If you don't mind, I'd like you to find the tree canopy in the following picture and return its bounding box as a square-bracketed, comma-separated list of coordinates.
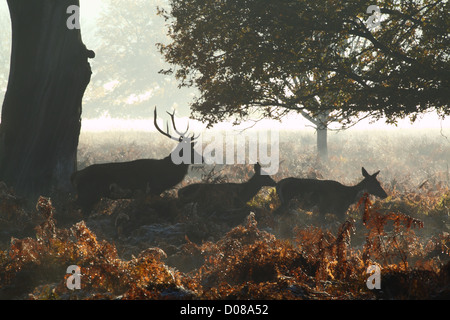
[158, 0, 449, 128]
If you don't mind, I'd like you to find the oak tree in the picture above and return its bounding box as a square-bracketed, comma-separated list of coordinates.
[158, 0, 449, 158]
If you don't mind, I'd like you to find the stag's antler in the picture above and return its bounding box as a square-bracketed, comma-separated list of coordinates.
[154, 107, 197, 142]
[167, 110, 189, 137]
[154, 107, 180, 142]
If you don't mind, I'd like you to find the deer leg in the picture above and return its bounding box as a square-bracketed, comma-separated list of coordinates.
[273, 199, 290, 215]
[316, 204, 327, 221]
[335, 207, 349, 222]
[273, 185, 292, 215]
[76, 181, 108, 214]
[76, 189, 99, 214]
[273, 206, 283, 215]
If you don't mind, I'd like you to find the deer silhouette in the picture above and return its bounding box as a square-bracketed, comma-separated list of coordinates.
[71, 107, 202, 213]
[178, 163, 276, 209]
[275, 167, 388, 220]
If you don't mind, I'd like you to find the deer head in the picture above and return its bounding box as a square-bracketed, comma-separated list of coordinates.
[361, 167, 388, 199]
[252, 162, 277, 187]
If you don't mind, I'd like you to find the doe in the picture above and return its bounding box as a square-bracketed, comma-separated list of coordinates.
[178, 163, 276, 209]
[275, 167, 388, 220]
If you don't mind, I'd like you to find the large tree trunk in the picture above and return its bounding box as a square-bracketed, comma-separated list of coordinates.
[0, 0, 94, 199]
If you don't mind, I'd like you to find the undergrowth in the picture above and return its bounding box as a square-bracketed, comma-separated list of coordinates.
[0, 130, 449, 299]
[0, 189, 449, 299]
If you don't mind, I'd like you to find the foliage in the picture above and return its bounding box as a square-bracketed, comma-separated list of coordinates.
[0, 196, 188, 299]
[158, 0, 449, 127]
[0, 190, 449, 300]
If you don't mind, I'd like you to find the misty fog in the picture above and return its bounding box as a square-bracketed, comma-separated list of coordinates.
[0, 0, 449, 302]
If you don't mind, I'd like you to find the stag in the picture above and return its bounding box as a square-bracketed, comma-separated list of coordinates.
[275, 167, 388, 220]
[178, 163, 276, 210]
[71, 107, 201, 212]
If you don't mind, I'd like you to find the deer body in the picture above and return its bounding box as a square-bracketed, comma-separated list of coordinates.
[276, 167, 387, 220]
[71, 108, 200, 212]
[178, 163, 276, 209]
[72, 157, 190, 208]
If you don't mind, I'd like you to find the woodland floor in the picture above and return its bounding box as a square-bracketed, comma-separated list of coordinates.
[0, 129, 449, 300]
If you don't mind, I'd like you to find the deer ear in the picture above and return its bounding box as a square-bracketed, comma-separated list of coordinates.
[254, 162, 261, 174]
[362, 167, 369, 178]
[372, 170, 380, 178]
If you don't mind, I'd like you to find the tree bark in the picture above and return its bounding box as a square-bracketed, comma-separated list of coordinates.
[0, 0, 93, 199]
[300, 110, 329, 161]
[317, 125, 328, 161]
[316, 111, 328, 161]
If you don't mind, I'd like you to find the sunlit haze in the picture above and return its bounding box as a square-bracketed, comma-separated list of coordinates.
[81, 112, 450, 132]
